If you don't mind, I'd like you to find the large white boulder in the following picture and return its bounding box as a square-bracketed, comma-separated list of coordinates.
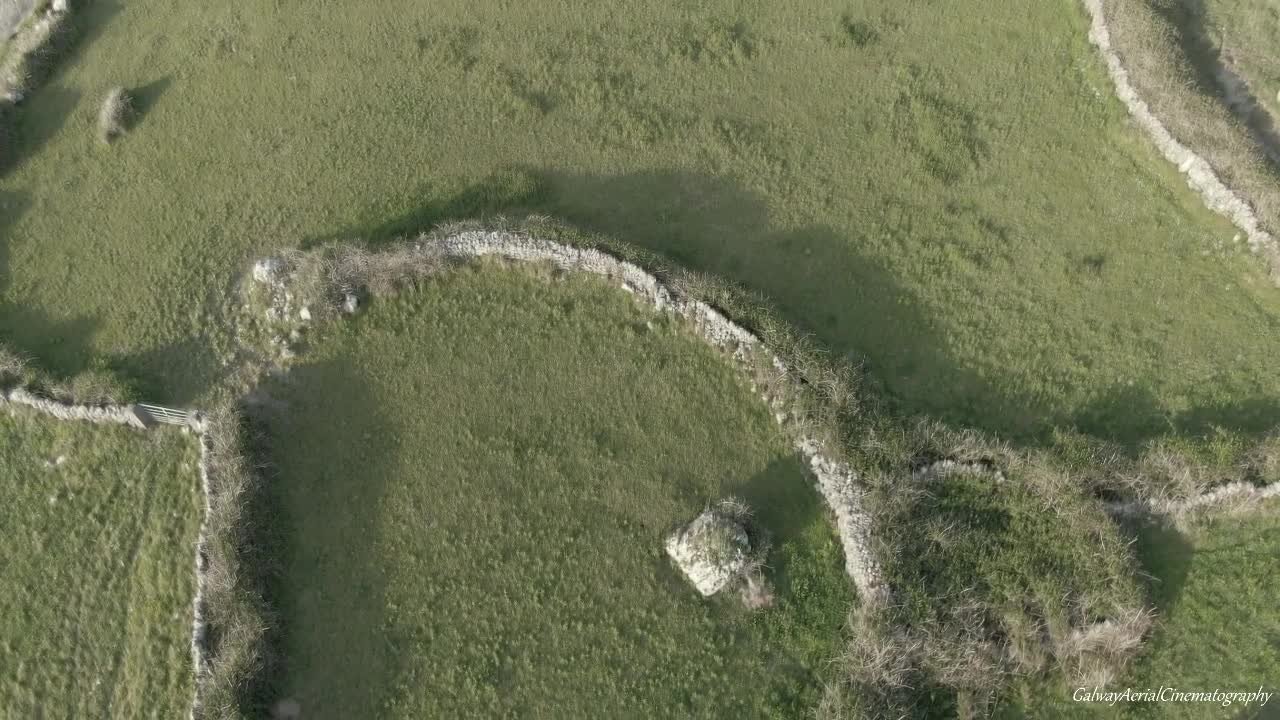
[665, 509, 750, 596]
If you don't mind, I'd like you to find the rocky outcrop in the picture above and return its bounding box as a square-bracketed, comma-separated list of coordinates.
[666, 510, 751, 596]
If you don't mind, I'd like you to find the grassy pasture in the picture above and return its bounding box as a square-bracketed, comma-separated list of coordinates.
[3, 1, 1280, 717]
[252, 266, 853, 718]
[0, 0, 1279, 444]
[0, 405, 200, 719]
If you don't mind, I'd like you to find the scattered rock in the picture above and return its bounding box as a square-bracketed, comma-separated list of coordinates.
[252, 258, 286, 285]
[665, 509, 750, 596]
[342, 292, 360, 314]
[299, 306, 311, 321]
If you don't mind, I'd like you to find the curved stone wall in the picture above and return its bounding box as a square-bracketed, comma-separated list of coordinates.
[434, 231, 890, 604]
[1081, 0, 1280, 282]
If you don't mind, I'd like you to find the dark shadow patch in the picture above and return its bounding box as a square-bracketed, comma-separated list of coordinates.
[732, 454, 824, 547]
[838, 15, 880, 48]
[1073, 382, 1280, 450]
[108, 332, 224, 407]
[0, 85, 80, 175]
[314, 166, 1280, 447]
[1124, 518, 1195, 612]
[0, 188, 105, 379]
[244, 357, 399, 717]
[1072, 383, 1174, 447]
[128, 75, 172, 127]
[303, 168, 551, 249]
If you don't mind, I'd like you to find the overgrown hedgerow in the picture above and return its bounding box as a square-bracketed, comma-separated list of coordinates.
[192, 406, 276, 720]
[811, 422, 1151, 718]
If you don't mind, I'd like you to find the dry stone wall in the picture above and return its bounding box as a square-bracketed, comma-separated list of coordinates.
[0, 387, 147, 427]
[7, 227, 1280, 719]
[1081, 0, 1280, 282]
[1105, 479, 1280, 521]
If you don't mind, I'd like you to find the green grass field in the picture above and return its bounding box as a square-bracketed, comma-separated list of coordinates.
[2, 0, 1279, 445]
[999, 510, 1280, 718]
[0, 406, 200, 719]
[253, 266, 853, 718]
[5, 1, 1280, 717]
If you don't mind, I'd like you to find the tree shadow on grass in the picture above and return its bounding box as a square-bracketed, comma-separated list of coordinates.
[310, 167, 1003, 431]
[0, 188, 105, 377]
[108, 333, 223, 406]
[318, 167, 1280, 448]
[1072, 381, 1280, 451]
[0, 0, 122, 177]
[0, 85, 81, 175]
[128, 75, 172, 129]
[0, 1, 127, 382]
[244, 355, 400, 719]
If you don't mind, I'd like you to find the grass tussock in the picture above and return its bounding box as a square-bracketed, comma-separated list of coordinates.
[96, 86, 132, 144]
[0, 344, 30, 384]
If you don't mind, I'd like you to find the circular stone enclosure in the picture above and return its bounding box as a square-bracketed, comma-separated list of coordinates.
[256, 264, 855, 718]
